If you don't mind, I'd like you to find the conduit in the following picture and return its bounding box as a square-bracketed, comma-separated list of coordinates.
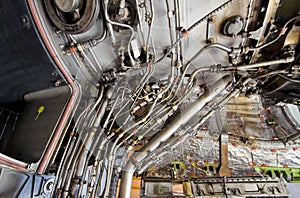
[119, 75, 231, 198]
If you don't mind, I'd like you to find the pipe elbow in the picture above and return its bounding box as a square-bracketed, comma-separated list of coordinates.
[119, 158, 136, 198]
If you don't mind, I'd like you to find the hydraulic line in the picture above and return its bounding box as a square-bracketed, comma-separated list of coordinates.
[186, 53, 295, 85]
[75, 87, 114, 175]
[248, 15, 300, 51]
[68, 35, 102, 77]
[119, 75, 231, 198]
[225, 55, 295, 70]
[135, 0, 146, 45]
[54, 97, 99, 195]
[103, 0, 136, 67]
[146, 0, 155, 63]
[103, 66, 181, 196]
[103, 93, 170, 197]
[240, 0, 254, 47]
[165, 0, 176, 63]
[63, 87, 113, 197]
[174, 0, 182, 63]
[62, 132, 89, 198]
[169, 43, 232, 101]
[77, 94, 121, 196]
[153, 0, 236, 64]
[191, 79, 249, 131]
[109, 150, 130, 198]
[161, 66, 181, 102]
[57, 94, 103, 195]
[128, 65, 155, 111]
[137, 78, 248, 175]
[137, 133, 190, 174]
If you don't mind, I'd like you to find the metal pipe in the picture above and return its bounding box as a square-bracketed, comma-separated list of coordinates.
[169, 43, 232, 101]
[193, 77, 251, 131]
[188, 54, 295, 83]
[92, 86, 114, 128]
[138, 80, 240, 174]
[174, 0, 182, 63]
[146, 0, 155, 63]
[226, 55, 295, 70]
[137, 133, 190, 174]
[248, 15, 300, 51]
[77, 94, 121, 196]
[104, 0, 136, 66]
[0, 154, 27, 171]
[68, 86, 113, 196]
[184, 43, 232, 72]
[240, 0, 254, 46]
[62, 133, 89, 198]
[57, 86, 104, 194]
[52, 131, 76, 196]
[165, 0, 175, 57]
[119, 75, 231, 198]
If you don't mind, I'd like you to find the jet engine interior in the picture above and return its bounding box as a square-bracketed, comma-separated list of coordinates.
[0, 0, 300, 197]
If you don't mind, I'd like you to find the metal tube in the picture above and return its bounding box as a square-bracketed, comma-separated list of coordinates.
[137, 133, 190, 174]
[165, 0, 175, 51]
[232, 55, 295, 70]
[146, 0, 155, 63]
[62, 133, 89, 198]
[192, 77, 251, 131]
[57, 86, 104, 194]
[104, 0, 136, 66]
[174, 0, 182, 63]
[188, 54, 294, 82]
[169, 43, 232, 101]
[92, 87, 114, 128]
[78, 95, 121, 196]
[69, 87, 113, 196]
[119, 75, 232, 198]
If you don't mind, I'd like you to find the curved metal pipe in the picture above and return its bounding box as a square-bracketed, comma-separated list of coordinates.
[104, 0, 136, 66]
[119, 75, 232, 198]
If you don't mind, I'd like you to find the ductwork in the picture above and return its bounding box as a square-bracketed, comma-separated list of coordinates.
[119, 75, 232, 198]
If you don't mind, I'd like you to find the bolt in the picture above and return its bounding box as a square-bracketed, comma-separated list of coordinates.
[51, 72, 58, 77]
[206, 38, 214, 43]
[55, 80, 61, 87]
[208, 16, 216, 23]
